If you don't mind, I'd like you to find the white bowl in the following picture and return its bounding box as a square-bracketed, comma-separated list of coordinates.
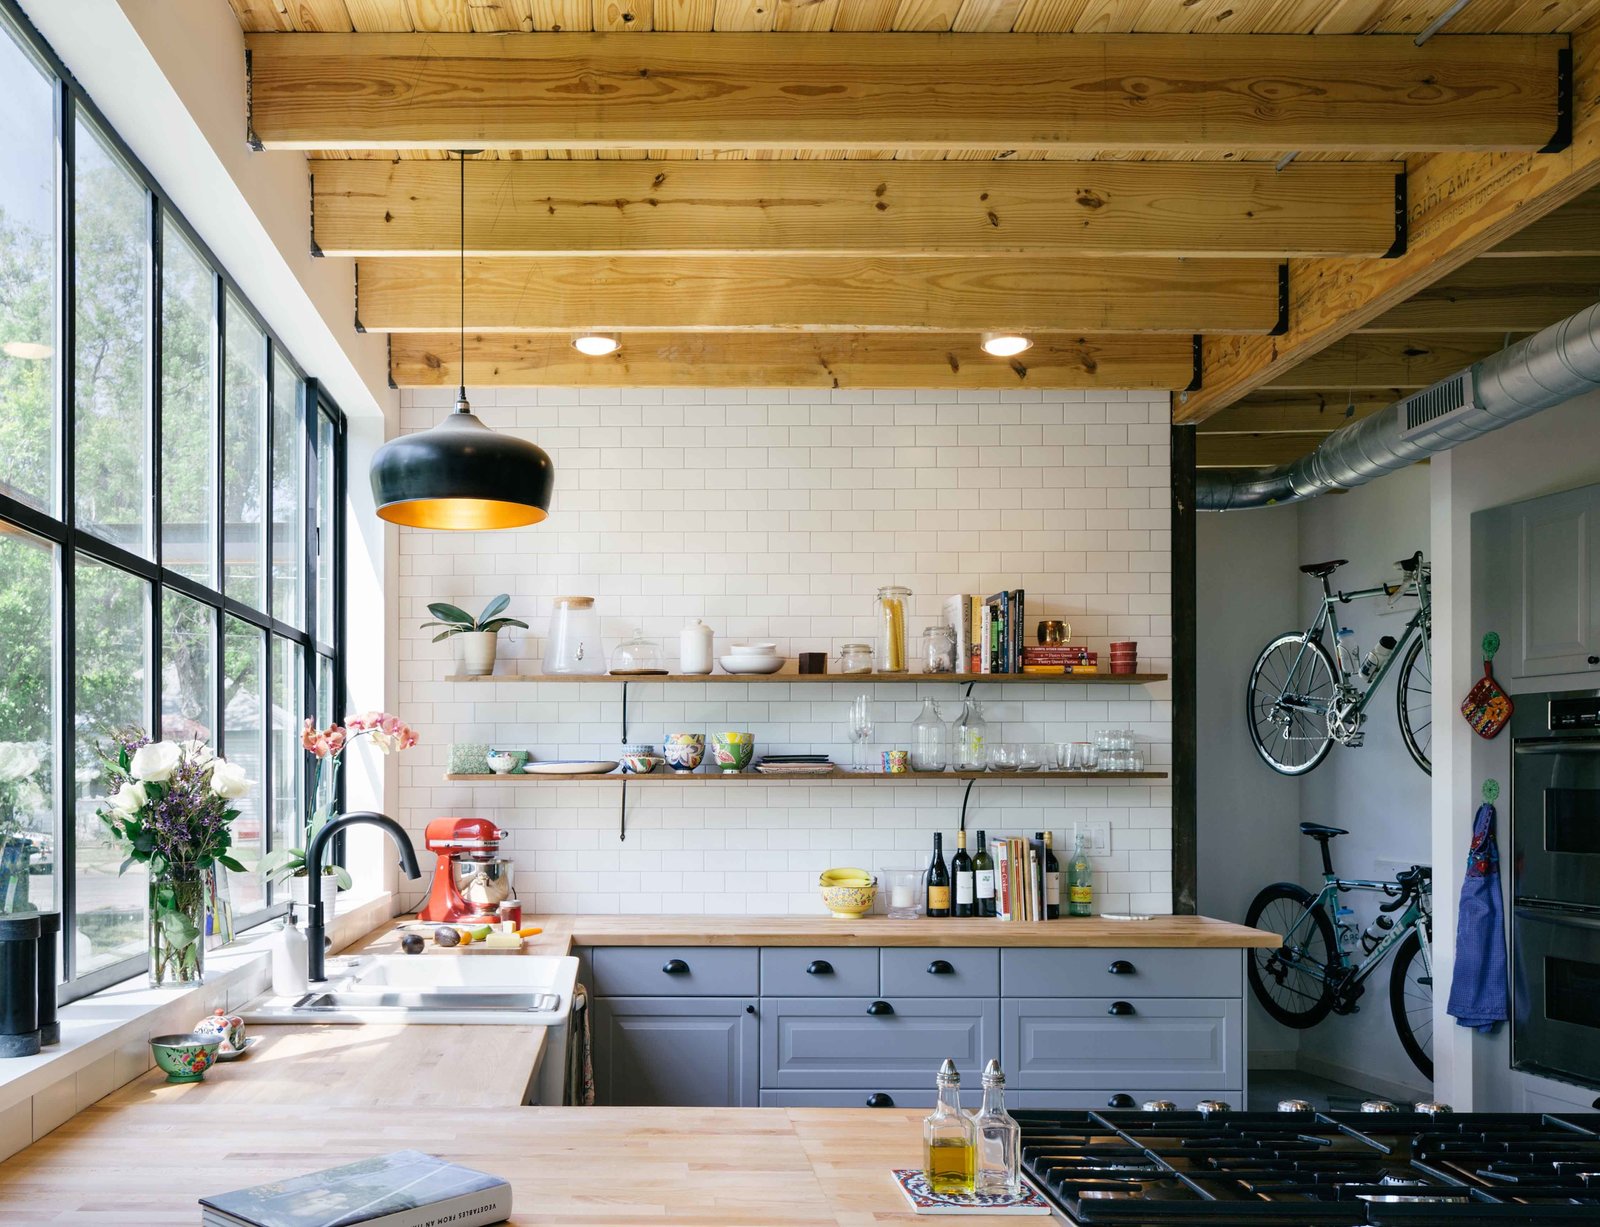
[729, 642, 778, 655]
[719, 655, 786, 675]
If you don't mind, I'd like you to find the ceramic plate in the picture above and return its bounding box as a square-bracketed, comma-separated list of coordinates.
[215, 1036, 260, 1062]
[718, 655, 786, 675]
[522, 760, 620, 775]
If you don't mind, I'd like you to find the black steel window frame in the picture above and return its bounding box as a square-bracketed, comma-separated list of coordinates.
[0, 0, 347, 1003]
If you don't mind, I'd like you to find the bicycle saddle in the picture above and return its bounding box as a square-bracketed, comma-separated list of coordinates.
[1298, 560, 1347, 578]
[1299, 822, 1349, 839]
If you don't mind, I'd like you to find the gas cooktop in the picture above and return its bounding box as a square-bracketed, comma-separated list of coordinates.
[1018, 1108, 1600, 1225]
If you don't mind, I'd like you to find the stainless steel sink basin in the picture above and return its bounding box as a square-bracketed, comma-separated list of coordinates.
[293, 988, 563, 1013]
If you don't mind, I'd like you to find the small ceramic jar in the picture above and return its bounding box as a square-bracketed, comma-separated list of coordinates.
[193, 1007, 246, 1055]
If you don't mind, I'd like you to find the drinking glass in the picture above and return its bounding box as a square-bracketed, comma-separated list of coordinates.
[848, 694, 874, 772]
[1068, 742, 1097, 771]
[988, 744, 1019, 772]
[1017, 744, 1048, 773]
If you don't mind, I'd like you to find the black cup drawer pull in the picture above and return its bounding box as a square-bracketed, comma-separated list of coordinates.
[867, 1000, 895, 1016]
[866, 1092, 895, 1108]
[1108, 1093, 1137, 1109]
[927, 959, 955, 976]
[662, 958, 690, 974]
[1107, 960, 1135, 975]
[806, 959, 834, 975]
[1107, 1000, 1136, 1016]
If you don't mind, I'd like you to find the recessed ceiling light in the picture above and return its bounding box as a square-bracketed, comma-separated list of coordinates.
[572, 334, 620, 356]
[2, 341, 53, 361]
[981, 333, 1032, 358]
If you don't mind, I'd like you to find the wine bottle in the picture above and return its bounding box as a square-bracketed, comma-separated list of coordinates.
[952, 829, 975, 918]
[926, 832, 951, 917]
[972, 830, 995, 918]
[1042, 831, 1061, 920]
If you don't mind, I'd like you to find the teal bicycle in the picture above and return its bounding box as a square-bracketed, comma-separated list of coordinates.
[1246, 823, 1435, 1080]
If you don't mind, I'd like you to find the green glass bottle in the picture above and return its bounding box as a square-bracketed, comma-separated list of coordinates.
[1067, 832, 1093, 918]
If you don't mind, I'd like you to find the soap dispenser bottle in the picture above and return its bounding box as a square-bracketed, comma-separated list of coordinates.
[272, 902, 309, 997]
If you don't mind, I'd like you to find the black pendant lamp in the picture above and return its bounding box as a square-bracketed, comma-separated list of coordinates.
[369, 152, 553, 530]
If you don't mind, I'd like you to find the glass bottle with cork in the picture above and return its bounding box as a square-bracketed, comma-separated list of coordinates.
[952, 829, 974, 918]
[1037, 831, 1061, 920]
[926, 833, 951, 918]
[973, 1059, 1021, 1196]
[1067, 831, 1093, 917]
[923, 1058, 976, 1195]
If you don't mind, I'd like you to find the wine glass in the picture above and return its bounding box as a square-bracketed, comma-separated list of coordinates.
[848, 694, 874, 772]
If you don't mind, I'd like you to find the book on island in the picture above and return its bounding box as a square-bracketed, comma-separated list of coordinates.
[199, 1151, 511, 1227]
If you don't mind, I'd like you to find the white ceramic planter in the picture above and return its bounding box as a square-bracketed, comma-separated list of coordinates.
[290, 873, 339, 919]
[457, 630, 498, 676]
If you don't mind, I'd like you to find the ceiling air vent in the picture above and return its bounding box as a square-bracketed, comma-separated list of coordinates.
[1400, 372, 1474, 435]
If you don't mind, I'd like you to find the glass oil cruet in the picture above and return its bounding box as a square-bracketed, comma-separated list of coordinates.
[973, 1059, 1021, 1196]
[923, 1058, 976, 1196]
[953, 699, 988, 771]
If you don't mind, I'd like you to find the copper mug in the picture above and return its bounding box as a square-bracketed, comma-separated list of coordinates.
[1037, 619, 1071, 646]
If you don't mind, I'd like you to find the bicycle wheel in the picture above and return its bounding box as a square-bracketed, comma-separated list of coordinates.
[1247, 633, 1338, 776]
[1396, 635, 1433, 776]
[1245, 883, 1338, 1028]
[1389, 928, 1434, 1082]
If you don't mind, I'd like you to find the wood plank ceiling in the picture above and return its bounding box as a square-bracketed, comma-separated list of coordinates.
[229, 0, 1600, 468]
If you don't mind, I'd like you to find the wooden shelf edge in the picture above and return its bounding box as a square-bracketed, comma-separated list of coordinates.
[443, 770, 1168, 783]
[443, 672, 1168, 684]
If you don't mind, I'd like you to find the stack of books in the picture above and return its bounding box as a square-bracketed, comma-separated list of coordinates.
[943, 590, 1027, 675]
[991, 835, 1052, 922]
[1020, 646, 1099, 675]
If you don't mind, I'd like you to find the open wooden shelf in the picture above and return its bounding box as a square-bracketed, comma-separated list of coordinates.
[444, 671, 1167, 685]
[445, 769, 1167, 783]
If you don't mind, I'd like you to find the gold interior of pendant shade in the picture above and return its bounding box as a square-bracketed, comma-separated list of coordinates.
[375, 497, 550, 531]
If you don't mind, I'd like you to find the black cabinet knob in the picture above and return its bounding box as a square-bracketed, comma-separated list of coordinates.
[1107, 1093, 1137, 1109]
[806, 959, 834, 975]
[1108, 960, 1135, 975]
[745, 1004, 756, 1014]
[662, 958, 690, 974]
[1589, 655, 1599, 665]
[1107, 1000, 1135, 1016]
[927, 959, 955, 976]
[866, 1093, 895, 1108]
[867, 999, 895, 1016]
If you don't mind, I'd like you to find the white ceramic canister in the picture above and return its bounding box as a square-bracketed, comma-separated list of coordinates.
[680, 619, 714, 674]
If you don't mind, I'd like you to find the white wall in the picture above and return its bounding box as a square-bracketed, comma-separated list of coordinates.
[1430, 390, 1600, 1109]
[1294, 465, 1433, 1097]
[1196, 504, 1302, 1065]
[394, 386, 1173, 916]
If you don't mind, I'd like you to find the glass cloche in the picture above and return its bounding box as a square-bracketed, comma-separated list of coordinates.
[609, 628, 666, 675]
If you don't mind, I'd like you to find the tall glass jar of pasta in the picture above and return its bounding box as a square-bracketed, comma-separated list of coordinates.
[874, 586, 911, 673]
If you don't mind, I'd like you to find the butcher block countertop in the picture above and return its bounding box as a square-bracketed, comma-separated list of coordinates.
[348, 911, 1279, 954]
[0, 1104, 1019, 1225]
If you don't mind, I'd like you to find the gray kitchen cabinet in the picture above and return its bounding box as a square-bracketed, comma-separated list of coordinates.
[760, 996, 999, 1089]
[1012, 1089, 1239, 1111]
[759, 1089, 937, 1108]
[591, 995, 759, 1107]
[1003, 997, 1244, 1092]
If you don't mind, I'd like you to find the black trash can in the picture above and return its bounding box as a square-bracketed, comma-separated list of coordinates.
[0, 912, 40, 1058]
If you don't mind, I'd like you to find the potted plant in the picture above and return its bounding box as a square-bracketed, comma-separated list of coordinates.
[422, 594, 528, 677]
[96, 735, 250, 986]
[259, 711, 417, 915]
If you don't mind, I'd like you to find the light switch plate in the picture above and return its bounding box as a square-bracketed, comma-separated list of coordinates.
[1075, 821, 1112, 854]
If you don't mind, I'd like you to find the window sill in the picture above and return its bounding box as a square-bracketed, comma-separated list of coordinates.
[0, 889, 395, 1145]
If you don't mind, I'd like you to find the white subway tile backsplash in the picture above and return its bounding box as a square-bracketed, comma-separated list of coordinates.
[395, 390, 1172, 917]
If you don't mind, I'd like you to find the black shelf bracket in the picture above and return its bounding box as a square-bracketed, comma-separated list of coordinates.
[620, 679, 630, 744]
[619, 779, 627, 842]
[958, 778, 976, 832]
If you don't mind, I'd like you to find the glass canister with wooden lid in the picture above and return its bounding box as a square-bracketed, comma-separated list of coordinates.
[875, 585, 911, 673]
[543, 596, 605, 674]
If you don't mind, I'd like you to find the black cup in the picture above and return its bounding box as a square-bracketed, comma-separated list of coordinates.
[798, 652, 827, 674]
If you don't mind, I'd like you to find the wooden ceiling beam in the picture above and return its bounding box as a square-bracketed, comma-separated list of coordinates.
[355, 255, 1282, 332]
[1174, 23, 1600, 422]
[1258, 332, 1531, 391]
[1484, 189, 1600, 257]
[1358, 256, 1600, 332]
[389, 331, 1198, 388]
[1197, 433, 1327, 467]
[244, 32, 1563, 152]
[1197, 392, 1399, 434]
[311, 158, 1401, 258]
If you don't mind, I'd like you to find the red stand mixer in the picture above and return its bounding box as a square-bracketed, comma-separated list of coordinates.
[418, 817, 515, 923]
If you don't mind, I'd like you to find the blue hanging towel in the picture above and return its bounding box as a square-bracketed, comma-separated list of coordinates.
[1447, 801, 1509, 1031]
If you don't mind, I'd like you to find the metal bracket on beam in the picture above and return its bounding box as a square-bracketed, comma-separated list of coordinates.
[1185, 335, 1203, 393]
[1384, 173, 1408, 260]
[1270, 265, 1289, 337]
[1540, 48, 1574, 154]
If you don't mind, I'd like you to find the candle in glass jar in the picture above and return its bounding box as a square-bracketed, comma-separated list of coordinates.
[890, 883, 915, 910]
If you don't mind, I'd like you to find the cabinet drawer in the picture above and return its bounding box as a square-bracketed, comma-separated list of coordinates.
[592, 996, 759, 1107]
[759, 1089, 936, 1109]
[761, 996, 998, 1090]
[591, 946, 759, 997]
[761, 947, 879, 997]
[881, 947, 998, 997]
[1002, 947, 1240, 999]
[1012, 1089, 1241, 1112]
[1004, 998, 1243, 1091]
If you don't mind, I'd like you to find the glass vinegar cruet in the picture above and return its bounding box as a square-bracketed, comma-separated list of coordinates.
[973, 1059, 1021, 1196]
[923, 1058, 976, 1196]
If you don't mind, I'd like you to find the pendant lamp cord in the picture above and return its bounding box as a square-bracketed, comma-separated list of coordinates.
[457, 149, 467, 411]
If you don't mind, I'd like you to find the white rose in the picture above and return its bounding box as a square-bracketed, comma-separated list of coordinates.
[177, 738, 215, 765]
[109, 781, 148, 815]
[208, 758, 251, 800]
[129, 741, 182, 783]
[0, 742, 40, 782]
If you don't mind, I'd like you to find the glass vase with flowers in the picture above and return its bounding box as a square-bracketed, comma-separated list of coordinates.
[259, 711, 417, 905]
[97, 734, 252, 987]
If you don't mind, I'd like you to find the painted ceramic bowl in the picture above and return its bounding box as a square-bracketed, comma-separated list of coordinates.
[485, 748, 529, 775]
[819, 868, 877, 918]
[711, 732, 755, 773]
[150, 1033, 222, 1083]
[663, 733, 705, 773]
[622, 753, 664, 775]
[192, 1008, 246, 1054]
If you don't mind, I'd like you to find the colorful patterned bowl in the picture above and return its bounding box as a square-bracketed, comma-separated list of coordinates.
[819, 869, 877, 918]
[711, 731, 755, 773]
[622, 753, 665, 775]
[663, 733, 705, 773]
[150, 1033, 222, 1083]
